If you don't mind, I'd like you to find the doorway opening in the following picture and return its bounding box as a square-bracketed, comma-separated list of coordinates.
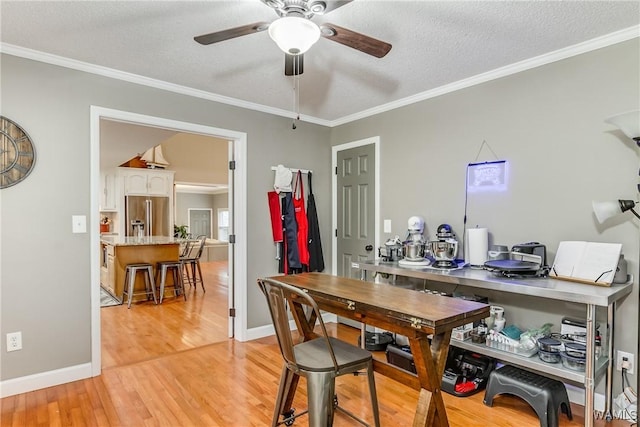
[90, 106, 248, 376]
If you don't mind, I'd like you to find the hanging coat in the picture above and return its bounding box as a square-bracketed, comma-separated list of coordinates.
[267, 191, 283, 242]
[306, 172, 325, 272]
[281, 192, 301, 273]
[293, 171, 310, 270]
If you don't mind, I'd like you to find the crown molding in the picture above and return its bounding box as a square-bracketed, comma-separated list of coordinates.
[2, 24, 638, 129]
[329, 25, 640, 127]
[0, 43, 331, 127]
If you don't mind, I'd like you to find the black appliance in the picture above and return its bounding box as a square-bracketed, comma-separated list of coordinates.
[386, 345, 495, 397]
[357, 331, 393, 351]
[511, 242, 547, 266]
[484, 242, 549, 278]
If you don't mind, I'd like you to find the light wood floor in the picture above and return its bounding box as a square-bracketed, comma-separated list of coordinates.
[1, 262, 632, 426]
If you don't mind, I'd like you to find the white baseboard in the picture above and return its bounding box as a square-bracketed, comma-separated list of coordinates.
[244, 313, 337, 341]
[0, 363, 93, 398]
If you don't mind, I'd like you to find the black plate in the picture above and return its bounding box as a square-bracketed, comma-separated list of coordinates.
[484, 259, 539, 272]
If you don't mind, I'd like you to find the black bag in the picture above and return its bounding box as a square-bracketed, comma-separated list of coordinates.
[306, 172, 324, 272]
[282, 192, 301, 272]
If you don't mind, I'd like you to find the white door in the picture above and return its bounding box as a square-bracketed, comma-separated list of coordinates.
[333, 138, 379, 279]
[188, 208, 212, 238]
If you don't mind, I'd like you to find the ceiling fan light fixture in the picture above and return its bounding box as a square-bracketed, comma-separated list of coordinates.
[268, 16, 320, 55]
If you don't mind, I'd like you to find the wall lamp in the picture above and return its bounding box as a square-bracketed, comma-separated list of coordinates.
[592, 110, 640, 223]
[595, 109, 640, 413]
[592, 199, 640, 223]
[604, 110, 640, 145]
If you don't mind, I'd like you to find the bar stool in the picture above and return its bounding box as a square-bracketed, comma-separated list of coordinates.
[181, 235, 207, 292]
[122, 263, 158, 309]
[156, 260, 186, 303]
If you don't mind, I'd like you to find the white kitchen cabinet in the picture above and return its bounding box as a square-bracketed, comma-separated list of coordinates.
[100, 243, 116, 295]
[99, 170, 119, 211]
[120, 168, 174, 197]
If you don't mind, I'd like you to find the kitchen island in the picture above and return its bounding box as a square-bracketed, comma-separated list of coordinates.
[100, 236, 184, 300]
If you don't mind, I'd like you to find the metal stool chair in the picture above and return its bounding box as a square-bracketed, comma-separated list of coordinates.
[156, 260, 186, 303]
[122, 263, 157, 309]
[258, 278, 381, 427]
[484, 364, 572, 427]
[181, 235, 207, 292]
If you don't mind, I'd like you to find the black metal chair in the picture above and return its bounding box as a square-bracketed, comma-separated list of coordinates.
[180, 235, 207, 292]
[257, 278, 381, 427]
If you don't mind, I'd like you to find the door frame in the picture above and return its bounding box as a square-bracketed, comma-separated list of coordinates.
[90, 106, 248, 377]
[331, 136, 381, 275]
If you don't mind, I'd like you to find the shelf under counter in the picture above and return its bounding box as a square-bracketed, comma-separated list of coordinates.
[451, 339, 608, 386]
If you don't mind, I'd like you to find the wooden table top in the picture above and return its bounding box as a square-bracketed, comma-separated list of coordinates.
[267, 273, 490, 335]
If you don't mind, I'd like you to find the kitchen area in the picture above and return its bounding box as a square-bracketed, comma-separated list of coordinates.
[99, 166, 182, 300]
[99, 118, 231, 303]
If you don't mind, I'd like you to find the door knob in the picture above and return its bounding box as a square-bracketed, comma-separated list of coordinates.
[365, 245, 373, 252]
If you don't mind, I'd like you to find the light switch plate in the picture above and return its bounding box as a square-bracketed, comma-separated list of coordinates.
[72, 215, 87, 233]
[384, 219, 392, 233]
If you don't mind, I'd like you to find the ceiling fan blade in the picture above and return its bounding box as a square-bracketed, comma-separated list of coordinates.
[285, 53, 304, 76]
[194, 22, 269, 45]
[320, 23, 391, 58]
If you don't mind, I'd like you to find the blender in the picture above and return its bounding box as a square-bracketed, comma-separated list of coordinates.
[428, 224, 459, 268]
[398, 216, 429, 266]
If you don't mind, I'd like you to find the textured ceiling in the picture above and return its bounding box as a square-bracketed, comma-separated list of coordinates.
[1, 1, 639, 125]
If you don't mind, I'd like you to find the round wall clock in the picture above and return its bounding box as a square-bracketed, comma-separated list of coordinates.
[0, 116, 36, 189]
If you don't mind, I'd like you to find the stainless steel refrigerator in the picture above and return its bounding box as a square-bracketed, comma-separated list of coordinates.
[125, 196, 171, 237]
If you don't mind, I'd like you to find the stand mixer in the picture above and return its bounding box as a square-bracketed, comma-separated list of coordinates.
[398, 216, 430, 267]
[428, 224, 459, 268]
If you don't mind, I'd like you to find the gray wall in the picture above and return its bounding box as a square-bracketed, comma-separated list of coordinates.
[331, 39, 640, 392]
[175, 192, 229, 238]
[1, 37, 638, 399]
[0, 53, 332, 381]
[175, 192, 216, 233]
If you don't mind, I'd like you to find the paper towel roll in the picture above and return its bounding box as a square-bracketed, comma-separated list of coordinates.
[467, 228, 489, 266]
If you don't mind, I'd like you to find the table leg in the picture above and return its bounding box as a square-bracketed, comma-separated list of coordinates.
[604, 302, 615, 422]
[409, 331, 451, 427]
[584, 304, 596, 427]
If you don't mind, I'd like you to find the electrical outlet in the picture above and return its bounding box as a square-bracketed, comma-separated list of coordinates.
[6, 332, 22, 352]
[616, 350, 635, 375]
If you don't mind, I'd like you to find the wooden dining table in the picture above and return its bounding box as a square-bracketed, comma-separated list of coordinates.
[266, 273, 490, 427]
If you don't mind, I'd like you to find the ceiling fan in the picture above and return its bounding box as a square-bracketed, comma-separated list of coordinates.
[194, 0, 392, 76]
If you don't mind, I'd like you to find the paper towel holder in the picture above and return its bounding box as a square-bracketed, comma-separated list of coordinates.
[466, 227, 489, 268]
